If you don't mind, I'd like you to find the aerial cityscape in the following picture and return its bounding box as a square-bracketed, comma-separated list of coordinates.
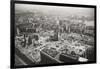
[14, 4, 95, 66]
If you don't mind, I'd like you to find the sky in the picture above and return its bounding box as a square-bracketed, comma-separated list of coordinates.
[15, 3, 94, 17]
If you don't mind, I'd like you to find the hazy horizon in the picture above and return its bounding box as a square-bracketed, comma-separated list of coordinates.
[15, 3, 94, 17]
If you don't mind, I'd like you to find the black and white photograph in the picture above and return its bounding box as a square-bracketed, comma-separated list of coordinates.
[11, 0, 96, 68]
